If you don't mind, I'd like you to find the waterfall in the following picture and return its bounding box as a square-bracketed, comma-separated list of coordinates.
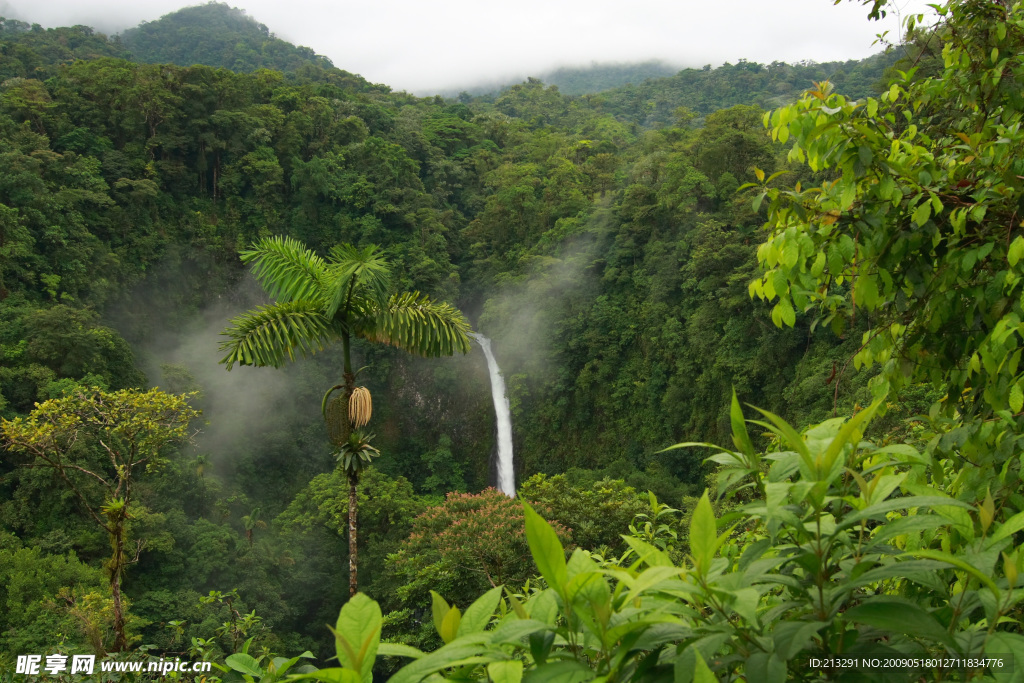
[470, 333, 515, 497]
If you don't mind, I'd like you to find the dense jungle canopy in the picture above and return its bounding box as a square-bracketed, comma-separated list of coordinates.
[0, 0, 1023, 680]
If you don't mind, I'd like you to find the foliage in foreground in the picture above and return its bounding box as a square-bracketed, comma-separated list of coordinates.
[316, 395, 1024, 683]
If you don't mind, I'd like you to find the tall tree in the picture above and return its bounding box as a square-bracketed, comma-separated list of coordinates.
[219, 236, 472, 595]
[1, 387, 199, 652]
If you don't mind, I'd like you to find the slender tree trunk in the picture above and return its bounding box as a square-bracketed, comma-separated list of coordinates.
[348, 470, 358, 596]
[109, 519, 128, 652]
[342, 330, 358, 596]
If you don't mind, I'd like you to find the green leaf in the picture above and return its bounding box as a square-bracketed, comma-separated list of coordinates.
[1009, 236, 1024, 267]
[219, 300, 336, 369]
[844, 599, 954, 647]
[745, 653, 786, 683]
[621, 535, 674, 567]
[778, 299, 796, 327]
[729, 388, 755, 459]
[430, 591, 450, 638]
[242, 235, 328, 304]
[693, 651, 717, 683]
[819, 396, 883, 476]
[377, 643, 425, 659]
[523, 502, 568, 592]
[439, 605, 462, 644]
[985, 632, 1024, 683]
[690, 491, 716, 573]
[772, 621, 826, 659]
[389, 642, 496, 683]
[489, 619, 551, 645]
[293, 668, 362, 683]
[913, 201, 931, 226]
[988, 510, 1024, 545]
[489, 661, 524, 683]
[811, 251, 826, 277]
[905, 549, 1000, 595]
[334, 593, 382, 681]
[750, 406, 811, 461]
[1010, 383, 1023, 413]
[457, 586, 502, 637]
[522, 660, 593, 683]
[226, 653, 263, 678]
[838, 496, 973, 531]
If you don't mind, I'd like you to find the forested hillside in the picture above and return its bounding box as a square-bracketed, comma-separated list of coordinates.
[1, 0, 1023, 680]
[119, 3, 337, 76]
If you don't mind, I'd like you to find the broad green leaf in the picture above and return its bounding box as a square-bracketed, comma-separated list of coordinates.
[430, 591, 450, 637]
[693, 651, 716, 683]
[334, 593, 382, 681]
[778, 298, 796, 327]
[1009, 236, 1024, 267]
[844, 599, 954, 647]
[526, 589, 559, 625]
[986, 632, 1024, 683]
[745, 653, 786, 683]
[523, 502, 568, 592]
[457, 586, 502, 637]
[439, 605, 462, 644]
[913, 201, 931, 226]
[1010, 383, 1023, 413]
[489, 661, 524, 683]
[225, 653, 263, 678]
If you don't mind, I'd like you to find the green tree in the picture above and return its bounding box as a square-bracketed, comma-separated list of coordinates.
[1, 387, 198, 651]
[749, 0, 1024, 510]
[219, 236, 471, 596]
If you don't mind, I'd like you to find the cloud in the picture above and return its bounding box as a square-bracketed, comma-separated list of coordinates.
[5, 0, 935, 93]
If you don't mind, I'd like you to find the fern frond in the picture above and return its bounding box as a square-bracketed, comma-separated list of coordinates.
[242, 235, 329, 304]
[323, 244, 391, 320]
[361, 291, 472, 357]
[218, 300, 337, 369]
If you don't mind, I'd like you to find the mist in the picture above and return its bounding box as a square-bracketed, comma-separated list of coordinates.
[103, 261, 340, 509]
[2, 0, 937, 94]
[476, 204, 612, 391]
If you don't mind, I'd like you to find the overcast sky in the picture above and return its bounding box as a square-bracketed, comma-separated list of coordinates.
[0, 0, 935, 94]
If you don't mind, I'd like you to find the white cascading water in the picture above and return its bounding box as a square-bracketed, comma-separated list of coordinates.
[470, 333, 515, 497]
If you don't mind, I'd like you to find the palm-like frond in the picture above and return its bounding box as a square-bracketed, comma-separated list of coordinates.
[323, 244, 391, 320]
[242, 236, 328, 304]
[361, 291, 472, 357]
[219, 300, 338, 369]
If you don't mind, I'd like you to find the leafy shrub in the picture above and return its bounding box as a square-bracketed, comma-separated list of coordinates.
[326, 395, 1024, 682]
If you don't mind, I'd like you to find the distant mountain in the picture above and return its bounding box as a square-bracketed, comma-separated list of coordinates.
[118, 2, 336, 75]
[436, 60, 682, 98]
[570, 51, 902, 128]
[541, 60, 681, 96]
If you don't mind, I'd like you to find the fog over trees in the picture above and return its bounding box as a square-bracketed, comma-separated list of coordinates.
[1, 0, 1022, 680]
